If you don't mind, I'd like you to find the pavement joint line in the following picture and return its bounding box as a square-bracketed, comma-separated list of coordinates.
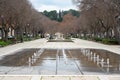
[68, 50, 84, 75]
[56, 49, 59, 75]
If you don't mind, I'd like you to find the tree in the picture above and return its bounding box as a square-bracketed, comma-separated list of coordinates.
[0, 0, 50, 42]
[73, 0, 120, 43]
[59, 13, 79, 36]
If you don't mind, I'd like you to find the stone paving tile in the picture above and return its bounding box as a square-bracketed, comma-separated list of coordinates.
[83, 76, 99, 80]
[109, 77, 120, 80]
[42, 76, 70, 80]
[0, 76, 31, 80]
[99, 76, 110, 80]
[0, 76, 119, 80]
[31, 76, 41, 80]
[70, 76, 84, 80]
[41, 76, 100, 80]
[0, 76, 4, 80]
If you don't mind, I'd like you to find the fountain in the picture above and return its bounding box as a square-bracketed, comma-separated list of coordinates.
[28, 48, 45, 67]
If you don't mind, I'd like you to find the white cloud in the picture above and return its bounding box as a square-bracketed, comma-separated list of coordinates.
[38, 5, 60, 12]
[28, 0, 78, 12]
[37, 4, 77, 12]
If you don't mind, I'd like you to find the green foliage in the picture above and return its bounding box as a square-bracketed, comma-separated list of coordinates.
[23, 37, 31, 41]
[7, 40, 13, 44]
[0, 41, 7, 47]
[63, 9, 80, 17]
[43, 10, 49, 16]
[80, 37, 119, 45]
[69, 9, 80, 17]
[93, 37, 102, 42]
[65, 37, 71, 40]
[42, 9, 80, 22]
[82, 37, 87, 40]
[16, 35, 21, 41]
[102, 38, 119, 45]
[0, 40, 13, 47]
[65, 35, 71, 40]
[43, 10, 58, 21]
[35, 36, 41, 39]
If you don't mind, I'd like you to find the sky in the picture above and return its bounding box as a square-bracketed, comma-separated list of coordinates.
[29, 0, 77, 12]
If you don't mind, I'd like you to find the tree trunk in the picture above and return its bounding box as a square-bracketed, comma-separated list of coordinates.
[19, 28, 23, 43]
[25, 26, 28, 37]
[4, 30, 8, 41]
[114, 26, 120, 44]
[1, 28, 4, 40]
[106, 31, 109, 38]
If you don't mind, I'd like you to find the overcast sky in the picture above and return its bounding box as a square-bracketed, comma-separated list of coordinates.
[29, 0, 77, 12]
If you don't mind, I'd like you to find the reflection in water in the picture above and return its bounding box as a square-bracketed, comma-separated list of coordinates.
[62, 49, 67, 64]
[79, 49, 120, 73]
[0, 48, 39, 66]
[0, 48, 119, 75]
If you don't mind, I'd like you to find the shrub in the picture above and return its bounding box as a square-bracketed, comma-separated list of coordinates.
[23, 37, 31, 41]
[0, 40, 14, 47]
[65, 37, 71, 39]
[102, 38, 119, 45]
[6, 40, 13, 45]
[35, 36, 41, 39]
[93, 37, 102, 42]
[0, 41, 7, 47]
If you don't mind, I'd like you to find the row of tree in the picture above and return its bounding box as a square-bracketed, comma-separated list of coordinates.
[0, 0, 80, 42]
[73, 0, 120, 43]
[0, 0, 54, 42]
[41, 9, 80, 36]
[1, 0, 119, 44]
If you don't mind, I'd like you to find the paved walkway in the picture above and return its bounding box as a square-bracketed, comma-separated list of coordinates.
[0, 38, 120, 57]
[0, 76, 119, 80]
[0, 38, 120, 75]
[0, 39, 47, 57]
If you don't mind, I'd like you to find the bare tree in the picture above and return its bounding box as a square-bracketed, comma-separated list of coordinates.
[73, 0, 120, 43]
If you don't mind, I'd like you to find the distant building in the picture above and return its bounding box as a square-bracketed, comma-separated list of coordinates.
[0, 24, 14, 39]
[8, 28, 14, 37]
[44, 33, 50, 40]
[55, 32, 64, 40]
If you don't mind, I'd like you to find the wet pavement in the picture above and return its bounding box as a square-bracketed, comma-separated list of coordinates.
[0, 49, 39, 66]
[0, 48, 119, 75]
